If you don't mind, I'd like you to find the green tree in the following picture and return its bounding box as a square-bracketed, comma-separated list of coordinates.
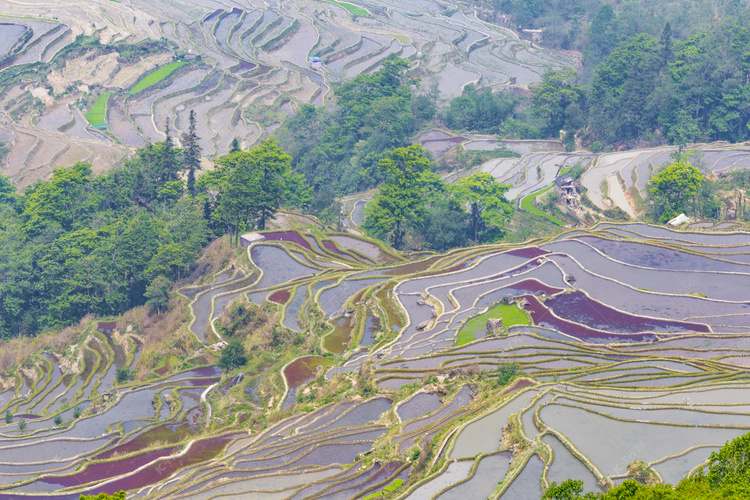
[705, 432, 750, 487]
[452, 172, 514, 243]
[283, 170, 313, 210]
[247, 138, 291, 230]
[363, 145, 431, 250]
[116, 367, 130, 384]
[276, 56, 414, 195]
[210, 140, 292, 242]
[543, 479, 584, 500]
[0, 174, 15, 206]
[20, 162, 98, 237]
[445, 85, 518, 133]
[219, 338, 247, 371]
[213, 152, 262, 245]
[411, 93, 436, 125]
[588, 34, 660, 145]
[646, 162, 704, 221]
[585, 4, 620, 67]
[183, 110, 201, 196]
[419, 197, 469, 252]
[156, 179, 184, 213]
[531, 69, 584, 138]
[159, 119, 181, 185]
[144, 275, 172, 313]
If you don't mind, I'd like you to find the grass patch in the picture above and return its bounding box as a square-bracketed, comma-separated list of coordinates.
[362, 478, 405, 499]
[519, 184, 566, 226]
[85, 92, 112, 127]
[319, 0, 369, 16]
[130, 61, 186, 94]
[456, 303, 530, 346]
[0, 14, 58, 22]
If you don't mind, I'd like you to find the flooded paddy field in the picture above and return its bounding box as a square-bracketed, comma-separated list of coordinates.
[0, 47, 750, 492]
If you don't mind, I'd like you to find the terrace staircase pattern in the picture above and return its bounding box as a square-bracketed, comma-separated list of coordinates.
[1, 222, 749, 498]
[0, 0, 577, 189]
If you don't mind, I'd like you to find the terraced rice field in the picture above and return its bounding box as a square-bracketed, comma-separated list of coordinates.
[0, 0, 577, 188]
[0, 219, 748, 498]
[129, 61, 187, 94]
[85, 92, 113, 127]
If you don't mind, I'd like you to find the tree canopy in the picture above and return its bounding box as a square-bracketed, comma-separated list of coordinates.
[275, 55, 415, 198]
[219, 338, 247, 372]
[0, 125, 214, 338]
[646, 161, 704, 221]
[452, 172, 514, 243]
[199, 138, 302, 244]
[445, 85, 519, 134]
[363, 146, 515, 251]
[363, 145, 432, 250]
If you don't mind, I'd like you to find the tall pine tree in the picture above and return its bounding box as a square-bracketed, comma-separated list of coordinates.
[183, 110, 201, 196]
[160, 118, 180, 184]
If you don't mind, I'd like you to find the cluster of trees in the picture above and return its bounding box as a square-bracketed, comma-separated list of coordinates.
[544, 431, 750, 499]
[502, 18, 750, 150]
[482, 0, 748, 67]
[645, 154, 750, 223]
[445, 86, 519, 134]
[275, 56, 428, 211]
[537, 16, 750, 148]
[0, 146, 210, 338]
[455, 3, 750, 151]
[197, 138, 310, 245]
[0, 122, 305, 338]
[363, 145, 514, 251]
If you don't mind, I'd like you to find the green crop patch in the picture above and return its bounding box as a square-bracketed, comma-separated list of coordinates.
[319, 0, 369, 16]
[362, 478, 405, 499]
[457, 303, 530, 345]
[85, 91, 112, 127]
[520, 184, 566, 226]
[129, 61, 186, 94]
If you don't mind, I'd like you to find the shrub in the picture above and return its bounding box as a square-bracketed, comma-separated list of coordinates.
[116, 367, 130, 384]
[80, 491, 126, 500]
[219, 338, 247, 372]
[496, 362, 523, 386]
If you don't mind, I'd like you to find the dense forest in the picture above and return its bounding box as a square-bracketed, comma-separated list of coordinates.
[275, 56, 429, 199]
[0, 120, 305, 338]
[453, 1, 750, 150]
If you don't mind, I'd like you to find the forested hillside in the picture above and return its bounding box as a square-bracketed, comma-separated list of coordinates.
[459, 0, 750, 150]
[0, 129, 305, 338]
[275, 56, 422, 197]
